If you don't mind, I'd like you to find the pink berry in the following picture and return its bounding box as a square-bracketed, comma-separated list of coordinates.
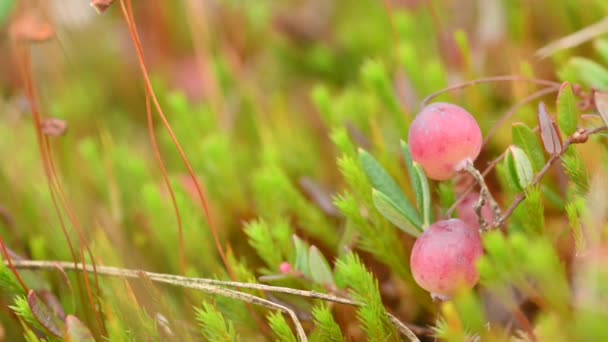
[457, 192, 493, 231]
[279, 262, 293, 274]
[408, 103, 482, 181]
[410, 219, 484, 298]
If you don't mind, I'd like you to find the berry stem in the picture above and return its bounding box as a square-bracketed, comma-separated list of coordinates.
[462, 161, 501, 231]
[421, 75, 561, 108]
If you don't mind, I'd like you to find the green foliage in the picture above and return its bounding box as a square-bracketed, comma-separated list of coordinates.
[0, 258, 26, 295]
[479, 231, 571, 314]
[512, 123, 546, 173]
[310, 305, 345, 342]
[556, 82, 578, 136]
[308, 246, 334, 286]
[333, 193, 410, 279]
[566, 198, 586, 254]
[521, 186, 545, 234]
[195, 302, 239, 342]
[245, 219, 293, 272]
[267, 312, 296, 342]
[561, 57, 608, 89]
[360, 59, 404, 119]
[10, 295, 47, 337]
[252, 165, 338, 247]
[437, 182, 456, 214]
[371, 189, 421, 237]
[506, 146, 535, 191]
[2, 1, 608, 340]
[561, 147, 589, 196]
[358, 149, 422, 231]
[401, 141, 433, 227]
[334, 254, 398, 341]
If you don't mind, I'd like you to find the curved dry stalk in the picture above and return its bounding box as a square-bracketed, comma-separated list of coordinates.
[4, 260, 422, 341]
[421, 75, 561, 108]
[482, 86, 560, 147]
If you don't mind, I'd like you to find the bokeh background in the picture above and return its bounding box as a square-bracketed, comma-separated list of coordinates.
[1, 0, 608, 341]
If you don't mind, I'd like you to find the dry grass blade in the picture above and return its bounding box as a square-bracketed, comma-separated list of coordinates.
[535, 18, 608, 59]
[4, 260, 423, 341]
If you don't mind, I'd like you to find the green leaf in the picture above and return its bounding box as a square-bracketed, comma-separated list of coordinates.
[595, 38, 608, 65]
[503, 149, 518, 192]
[595, 92, 608, 127]
[358, 149, 422, 228]
[292, 235, 310, 278]
[569, 57, 608, 89]
[507, 146, 534, 190]
[308, 246, 334, 285]
[400, 140, 423, 215]
[372, 189, 422, 237]
[556, 82, 578, 136]
[512, 123, 546, 173]
[64, 315, 95, 342]
[413, 163, 433, 228]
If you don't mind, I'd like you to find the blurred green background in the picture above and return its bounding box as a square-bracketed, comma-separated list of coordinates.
[1, 0, 608, 341]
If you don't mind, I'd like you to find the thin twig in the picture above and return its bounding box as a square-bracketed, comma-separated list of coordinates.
[6, 259, 308, 341]
[446, 150, 507, 218]
[462, 161, 502, 231]
[497, 126, 607, 227]
[421, 76, 561, 108]
[4, 260, 425, 341]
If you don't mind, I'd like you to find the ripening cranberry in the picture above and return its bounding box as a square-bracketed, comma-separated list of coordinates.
[408, 103, 482, 181]
[457, 192, 493, 231]
[410, 219, 484, 299]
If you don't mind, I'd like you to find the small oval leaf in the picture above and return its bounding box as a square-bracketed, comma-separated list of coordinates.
[595, 92, 608, 127]
[512, 123, 546, 172]
[27, 290, 64, 337]
[359, 149, 422, 228]
[556, 82, 578, 136]
[569, 57, 608, 89]
[64, 315, 95, 342]
[308, 246, 334, 285]
[372, 189, 422, 237]
[538, 102, 562, 155]
[400, 140, 423, 215]
[509, 146, 535, 189]
[504, 150, 521, 192]
[292, 235, 310, 278]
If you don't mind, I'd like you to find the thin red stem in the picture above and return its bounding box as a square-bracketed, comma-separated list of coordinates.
[118, 0, 232, 278]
